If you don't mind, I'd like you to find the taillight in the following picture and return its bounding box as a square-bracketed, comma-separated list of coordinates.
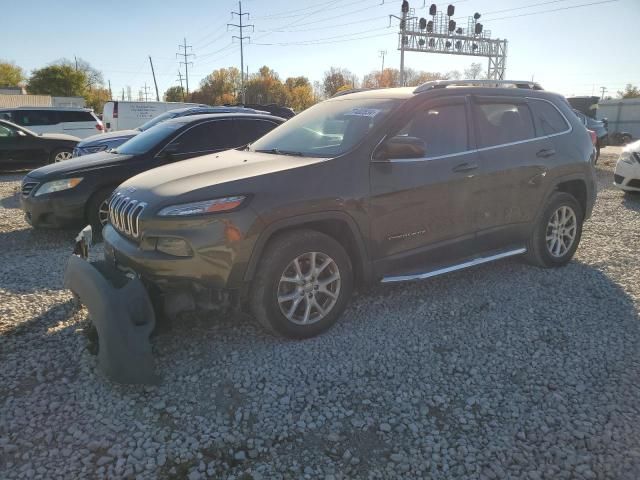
[588, 129, 597, 145]
[96, 123, 104, 131]
[113, 101, 118, 119]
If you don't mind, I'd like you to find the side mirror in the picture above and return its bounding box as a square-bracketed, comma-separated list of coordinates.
[16, 130, 27, 137]
[375, 136, 426, 160]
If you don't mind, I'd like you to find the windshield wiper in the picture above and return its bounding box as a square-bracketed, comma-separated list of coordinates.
[255, 148, 304, 157]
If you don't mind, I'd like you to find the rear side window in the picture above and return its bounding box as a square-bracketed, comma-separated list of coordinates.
[473, 101, 535, 148]
[529, 100, 570, 136]
[58, 111, 96, 122]
[0, 111, 13, 121]
[235, 119, 279, 145]
[399, 103, 468, 157]
[170, 120, 237, 153]
[13, 110, 59, 126]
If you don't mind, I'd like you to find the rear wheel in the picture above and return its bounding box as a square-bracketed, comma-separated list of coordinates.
[525, 192, 583, 268]
[250, 230, 353, 338]
[87, 187, 114, 236]
[49, 148, 73, 163]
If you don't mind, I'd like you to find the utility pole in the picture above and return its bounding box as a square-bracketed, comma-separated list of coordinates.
[121, 88, 125, 101]
[390, 1, 409, 86]
[228, 1, 254, 104]
[177, 38, 194, 95]
[148, 56, 160, 101]
[378, 50, 387, 87]
[108, 80, 112, 100]
[74, 56, 78, 71]
[600, 86, 607, 100]
[177, 71, 186, 101]
[142, 82, 152, 102]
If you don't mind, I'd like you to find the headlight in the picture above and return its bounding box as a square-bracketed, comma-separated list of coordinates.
[35, 178, 83, 196]
[620, 151, 638, 165]
[157, 196, 246, 216]
[83, 144, 110, 154]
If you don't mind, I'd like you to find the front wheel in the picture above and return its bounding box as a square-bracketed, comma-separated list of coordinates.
[50, 148, 73, 163]
[525, 192, 584, 268]
[250, 230, 353, 339]
[87, 187, 114, 236]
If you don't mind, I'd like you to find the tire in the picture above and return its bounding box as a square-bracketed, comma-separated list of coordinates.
[49, 148, 73, 164]
[525, 192, 584, 268]
[87, 187, 114, 236]
[250, 229, 353, 339]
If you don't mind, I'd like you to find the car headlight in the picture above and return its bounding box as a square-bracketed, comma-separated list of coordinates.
[34, 178, 83, 196]
[83, 144, 110, 154]
[157, 196, 246, 216]
[620, 151, 638, 165]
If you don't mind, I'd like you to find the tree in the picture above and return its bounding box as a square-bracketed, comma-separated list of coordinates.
[28, 65, 87, 97]
[164, 86, 185, 102]
[0, 61, 24, 87]
[85, 87, 111, 113]
[618, 84, 640, 99]
[245, 66, 288, 105]
[190, 67, 241, 105]
[463, 62, 485, 80]
[362, 68, 400, 88]
[284, 76, 314, 112]
[323, 67, 354, 97]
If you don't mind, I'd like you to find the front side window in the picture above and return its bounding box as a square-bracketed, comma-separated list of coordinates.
[397, 102, 468, 157]
[115, 121, 187, 155]
[250, 98, 401, 157]
[0, 124, 14, 137]
[473, 101, 535, 148]
[14, 110, 59, 126]
[529, 100, 570, 136]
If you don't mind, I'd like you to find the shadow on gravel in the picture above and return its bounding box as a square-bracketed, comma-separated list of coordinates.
[622, 192, 640, 211]
[0, 225, 78, 250]
[0, 298, 80, 339]
[0, 188, 20, 209]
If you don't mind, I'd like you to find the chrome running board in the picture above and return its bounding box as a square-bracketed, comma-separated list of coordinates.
[381, 248, 527, 283]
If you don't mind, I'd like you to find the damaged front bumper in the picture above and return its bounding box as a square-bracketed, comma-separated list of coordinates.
[64, 226, 159, 385]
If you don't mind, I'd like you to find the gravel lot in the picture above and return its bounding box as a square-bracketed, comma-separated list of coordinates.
[1, 148, 639, 480]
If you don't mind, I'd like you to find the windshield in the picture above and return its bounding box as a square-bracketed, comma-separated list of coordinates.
[250, 98, 401, 157]
[137, 111, 180, 131]
[114, 121, 186, 155]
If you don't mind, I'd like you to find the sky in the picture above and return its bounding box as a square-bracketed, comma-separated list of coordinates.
[2, 0, 639, 101]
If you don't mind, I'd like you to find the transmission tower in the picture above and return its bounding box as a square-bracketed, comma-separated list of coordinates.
[228, 1, 254, 104]
[142, 82, 152, 102]
[177, 38, 195, 95]
[391, 2, 509, 81]
[177, 71, 186, 101]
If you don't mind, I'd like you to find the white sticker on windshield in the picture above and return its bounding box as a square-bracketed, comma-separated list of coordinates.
[345, 108, 381, 118]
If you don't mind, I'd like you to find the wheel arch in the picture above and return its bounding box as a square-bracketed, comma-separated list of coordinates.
[244, 212, 372, 286]
[553, 177, 588, 219]
[84, 184, 118, 224]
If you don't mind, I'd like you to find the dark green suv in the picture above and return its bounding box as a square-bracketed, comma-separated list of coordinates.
[72, 80, 597, 340]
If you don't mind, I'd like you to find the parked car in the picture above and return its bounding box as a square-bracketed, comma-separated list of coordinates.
[0, 107, 103, 139]
[0, 119, 79, 169]
[74, 80, 596, 339]
[102, 101, 204, 132]
[224, 103, 296, 118]
[20, 113, 284, 230]
[573, 109, 608, 160]
[613, 139, 640, 194]
[73, 106, 270, 157]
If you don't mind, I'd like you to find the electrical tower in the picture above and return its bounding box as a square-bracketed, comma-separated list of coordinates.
[177, 71, 186, 101]
[228, 1, 254, 104]
[391, 2, 509, 83]
[177, 38, 195, 95]
[379, 50, 387, 86]
[142, 82, 152, 102]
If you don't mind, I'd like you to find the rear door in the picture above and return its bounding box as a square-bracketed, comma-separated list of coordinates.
[58, 110, 100, 138]
[160, 119, 239, 161]
[369, 96, 484, 275]
[471, 96, 552, 251]
[12, 109, 60, 135]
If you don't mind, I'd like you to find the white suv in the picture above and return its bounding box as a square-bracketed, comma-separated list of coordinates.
[0, 107, 103, 139]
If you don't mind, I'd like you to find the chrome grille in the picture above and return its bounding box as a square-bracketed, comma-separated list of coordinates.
[108, 192, 146, 238]
[21, 181, 39, 197]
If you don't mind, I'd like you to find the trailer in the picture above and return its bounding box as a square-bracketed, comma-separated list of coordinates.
[596, 98, 640, 142]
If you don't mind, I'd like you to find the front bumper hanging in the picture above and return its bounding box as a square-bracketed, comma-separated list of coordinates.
[64, 226, 159, 385]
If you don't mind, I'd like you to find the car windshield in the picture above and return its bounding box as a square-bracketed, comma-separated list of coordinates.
[114, 121, 186, 155]
[137, 111, 181, 131]
[249, 98, 401, 157]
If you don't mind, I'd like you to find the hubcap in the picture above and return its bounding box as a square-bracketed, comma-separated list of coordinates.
[55, 151, 72, 162]
[545, 205, 577, 258]
[98, 199, 110, 226]
[277, 251, 341, 325]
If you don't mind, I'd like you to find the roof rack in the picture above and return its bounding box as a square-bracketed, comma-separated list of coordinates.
[413, 79, 543, 94]
[331, 88, 375, 98]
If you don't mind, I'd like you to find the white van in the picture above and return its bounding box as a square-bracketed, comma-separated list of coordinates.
[0, 107, 103, 139]
[102, 101, 204, 131]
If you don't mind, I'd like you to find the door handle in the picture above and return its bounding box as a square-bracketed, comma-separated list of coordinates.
[452, 162, 478, 173]
[536, 148, 556, 158]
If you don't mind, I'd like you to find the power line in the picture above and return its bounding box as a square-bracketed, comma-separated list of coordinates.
[252, 0, 347, 20]
[177, 38, 195, 95]
[254, 26, 390, 46]
[228, 1, 253, 103]
[254, 30, 396, 47]
[483, 0, 619, 22]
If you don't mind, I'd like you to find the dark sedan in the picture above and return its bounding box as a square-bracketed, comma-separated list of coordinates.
[20, 112, 284, 231]
[0, 119, 79, 169]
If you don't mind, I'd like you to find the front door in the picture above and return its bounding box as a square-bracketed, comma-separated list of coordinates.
[369, 96, 483, 276]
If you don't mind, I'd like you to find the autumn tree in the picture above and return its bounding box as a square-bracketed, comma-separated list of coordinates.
[85, 87, 111, 113]
[284, 76, 314, 112]
[191, 67, 241, 105]
[618, 84, 640, 99]
[54, 58, 104, 91]
[164, 86, 186, 102]
[245, 66, 288, 105]
[28, 65, 87, 97]
[0, 61, 24, 87]
[323, 67, 355, 97]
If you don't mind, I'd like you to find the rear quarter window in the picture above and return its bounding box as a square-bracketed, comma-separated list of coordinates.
[529, 99, 570, 136]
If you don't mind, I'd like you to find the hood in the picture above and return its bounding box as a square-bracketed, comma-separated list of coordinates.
[78, 129, 139, 146]
[28, 151, 135, 179]
[623, 139, 640, 153]
[39, 132, 81, 142]
[120, 149, 328, 201]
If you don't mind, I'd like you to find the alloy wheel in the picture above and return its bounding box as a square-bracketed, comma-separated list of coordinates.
[98, 199, 110, 226]
[277, 251, 341, 325]
[545, 205, 577, 258]
[54, 151, 73, 162]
